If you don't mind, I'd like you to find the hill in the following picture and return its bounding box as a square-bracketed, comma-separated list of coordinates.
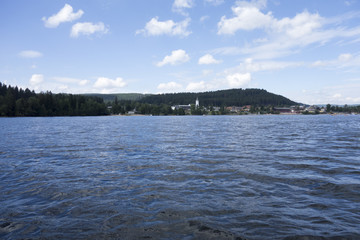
[83, 93, 150, 102]
[139, 88, 298, 106]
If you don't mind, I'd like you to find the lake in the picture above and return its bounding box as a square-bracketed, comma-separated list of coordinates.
[0, 115, 359, 240]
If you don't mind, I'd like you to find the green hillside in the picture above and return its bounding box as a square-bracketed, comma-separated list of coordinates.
[83, 93, 150, 102]
[139, 88, 298, 106]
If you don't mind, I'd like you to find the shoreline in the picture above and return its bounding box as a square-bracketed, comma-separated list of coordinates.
[110, 112, 358, 117]
[1, 113, 358, 118]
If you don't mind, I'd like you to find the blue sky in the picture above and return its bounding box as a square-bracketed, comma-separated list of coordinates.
[1, 0, 360, 104]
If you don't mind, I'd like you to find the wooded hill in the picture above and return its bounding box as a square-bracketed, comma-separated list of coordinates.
[139, 88, 298, 106]
[83, 93, 150, 102]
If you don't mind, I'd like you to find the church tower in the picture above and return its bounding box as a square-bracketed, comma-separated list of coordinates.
[195, 97, 199, 108]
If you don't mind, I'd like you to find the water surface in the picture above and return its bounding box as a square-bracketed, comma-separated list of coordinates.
[1, 115, 359, 239]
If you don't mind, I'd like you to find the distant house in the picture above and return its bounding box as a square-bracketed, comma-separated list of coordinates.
[226, 106, 242, 113]
[127, 108, 139, 115]
[298, 105, 306, 110]
[242, 105, 251, 112]
[305, 105, 319, 113]
[171, 104, 191, 111]
[171, 98, 199, 111]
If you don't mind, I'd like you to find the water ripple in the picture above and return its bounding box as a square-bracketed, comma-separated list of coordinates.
[0, 115, 359, 240]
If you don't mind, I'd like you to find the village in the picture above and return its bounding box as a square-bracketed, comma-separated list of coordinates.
[168, 98, 334, 115]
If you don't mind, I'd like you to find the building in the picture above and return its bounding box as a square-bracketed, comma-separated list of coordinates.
[171, 104, 191, 111]
[226, 106, 242, 113]
[171, 98, 199, 111]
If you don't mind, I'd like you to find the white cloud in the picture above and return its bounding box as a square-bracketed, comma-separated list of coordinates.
[202, 69, 213, 76]
[239, 58, 303, 72]
[52, 77, 89, 86]
[333, 93, 342, 98]
[157, 49, 190, 67]
[215, 1, 360, 60]
[346, 96, 360, 103]
[173, 0, 194, 15]
[242, 0, 267, 9]
[218, 1, 322, 37]
[185, 69, 252, 92]
[198, 54, 221, 65]
[173, 0, 193, 8]
[18, 50, 43, 58]
[42, 4, 83, 28]
[79, 80, 89, 86]
[157, 81, 183, 92]
[211, 46, 243, 56]
[338, 53, 352, 61]
[94, 77, 127, 90]
[273, 11, 323, 39]
[30, 74, 44, 86]
[254, 37, 268, 43]
[226, 73, 251, 88]
[71, 22, 108, 38]
[219, 9, 360, 60]
[300, 83, 360, 104]
[218, 0, 272, 34]
[312, 53, 360, 69]
[137, 17, 191, 37]
[23, 76, 93, 94]
[345, 1, 355, 6]
[93, 77, 127, 94]
[312, 60, 326, 67]
[204, 0, 225, 6]
[186, 81, 208, 92]
[185, 72, 251, 91]
[57, 84, 70, 92]
[200, 16, 209, 22]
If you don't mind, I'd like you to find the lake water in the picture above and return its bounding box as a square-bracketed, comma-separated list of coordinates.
[0, 115, 359, 240]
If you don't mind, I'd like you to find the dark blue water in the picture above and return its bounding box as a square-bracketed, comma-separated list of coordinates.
[0, 115, 359, 240]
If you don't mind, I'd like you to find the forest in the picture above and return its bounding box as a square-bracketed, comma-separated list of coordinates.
[139, 88, 297, 106]
[0, 82, 107, 117]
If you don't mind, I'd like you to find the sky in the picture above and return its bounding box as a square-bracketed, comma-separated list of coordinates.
[1, 0, 360, 105]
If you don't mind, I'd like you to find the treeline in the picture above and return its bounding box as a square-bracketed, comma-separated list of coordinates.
[84, 93, 150, 102]
[111, 98, 180, 115]
[0, 83, 299, 117]
[326, 104, 360, 114]
[3, 82, 358, 117]
[0, 82, 107, 117]
[139, 88, 297, 106]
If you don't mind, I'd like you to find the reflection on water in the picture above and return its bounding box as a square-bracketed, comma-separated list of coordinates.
[1, 115, 359, 240]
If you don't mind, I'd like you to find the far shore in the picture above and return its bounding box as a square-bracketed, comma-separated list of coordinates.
[1, 113, 358, 118]
[109, 112, 358, 117]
